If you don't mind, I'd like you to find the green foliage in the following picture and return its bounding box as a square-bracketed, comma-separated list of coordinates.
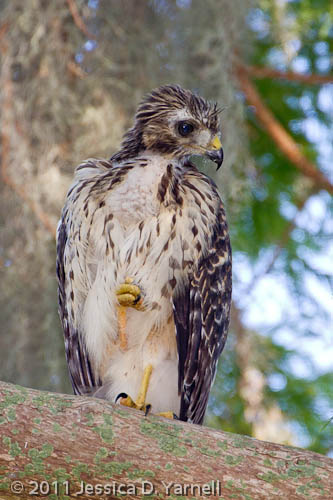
[209, 0, 333, 455]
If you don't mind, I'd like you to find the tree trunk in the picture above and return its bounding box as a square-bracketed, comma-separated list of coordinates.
[0, 381, 331, 499]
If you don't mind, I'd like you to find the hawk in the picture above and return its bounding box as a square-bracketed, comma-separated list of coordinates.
[56, 85, 232, 424]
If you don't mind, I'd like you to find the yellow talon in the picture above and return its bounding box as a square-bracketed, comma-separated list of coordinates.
[119, 364, 153, 412]
[118, 366, 176, 419]
[116, 278, 144, 310]
[117, 283, 141, 298]
[158, 412, 175, 420]
[119, 395, 138, 409]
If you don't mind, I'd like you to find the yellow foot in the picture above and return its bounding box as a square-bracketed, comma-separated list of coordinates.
[116, 277, 144, 310]
[158, 412, 177, 420]
[117, 364, 152, 413]
[117, 394, 151, 414]
[116, 278, 144, 351]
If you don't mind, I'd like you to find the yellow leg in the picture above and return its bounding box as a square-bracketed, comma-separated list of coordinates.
[135, 364, 152, 409]
[117, 305, 128, 351]
[118, 366, 177, 418]
[116, 277, 145, 352]
[119, 364, 153, 412]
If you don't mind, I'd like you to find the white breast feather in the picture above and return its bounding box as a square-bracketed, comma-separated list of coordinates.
[68, 154, 213, 414]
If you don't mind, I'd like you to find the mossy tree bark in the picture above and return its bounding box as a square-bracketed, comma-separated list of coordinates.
[0, 381, 332, 499]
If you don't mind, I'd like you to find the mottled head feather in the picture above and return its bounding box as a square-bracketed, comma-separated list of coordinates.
[136, 85, 220, 128]
[111, 85, 221, 162]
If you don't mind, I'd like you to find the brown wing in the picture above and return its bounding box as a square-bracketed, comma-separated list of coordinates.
[173, 199, 232, 424]
[56, 215, 100, 395]
[57, 158, 145, 397]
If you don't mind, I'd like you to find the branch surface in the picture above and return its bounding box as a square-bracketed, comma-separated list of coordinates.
[0, 381, 332, 499]
[244, 65, 333, 85]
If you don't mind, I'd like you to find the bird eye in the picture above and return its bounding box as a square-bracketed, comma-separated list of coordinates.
[178, 121, 194, 137]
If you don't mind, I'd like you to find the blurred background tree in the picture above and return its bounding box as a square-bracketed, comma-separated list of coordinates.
[0, 0, 332, 455]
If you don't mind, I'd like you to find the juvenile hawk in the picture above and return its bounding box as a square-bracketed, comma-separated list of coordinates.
[57, 85, 232, 424]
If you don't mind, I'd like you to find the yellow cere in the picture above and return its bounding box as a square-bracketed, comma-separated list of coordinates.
[209, 135, 222, 150]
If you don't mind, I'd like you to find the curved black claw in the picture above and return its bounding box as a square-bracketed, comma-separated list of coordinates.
[144, 404, 152, 417]
[115, 392, 128, 403]
[133, 294, 142, 305]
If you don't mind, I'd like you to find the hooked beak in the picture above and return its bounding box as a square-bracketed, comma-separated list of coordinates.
[206, 135, 224, 170]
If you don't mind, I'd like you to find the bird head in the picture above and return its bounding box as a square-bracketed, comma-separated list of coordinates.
[116, 85, 223, 169]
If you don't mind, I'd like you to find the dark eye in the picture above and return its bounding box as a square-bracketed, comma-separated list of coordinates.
[178, 121, 194, 137]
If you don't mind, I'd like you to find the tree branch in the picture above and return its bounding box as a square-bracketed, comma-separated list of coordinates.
[67, 59, 87, 78]
[235, 65, 333, 194]
[65, 0, 95, 39]
[243, 65, 333, 85]
[0, 381, 332, 499]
